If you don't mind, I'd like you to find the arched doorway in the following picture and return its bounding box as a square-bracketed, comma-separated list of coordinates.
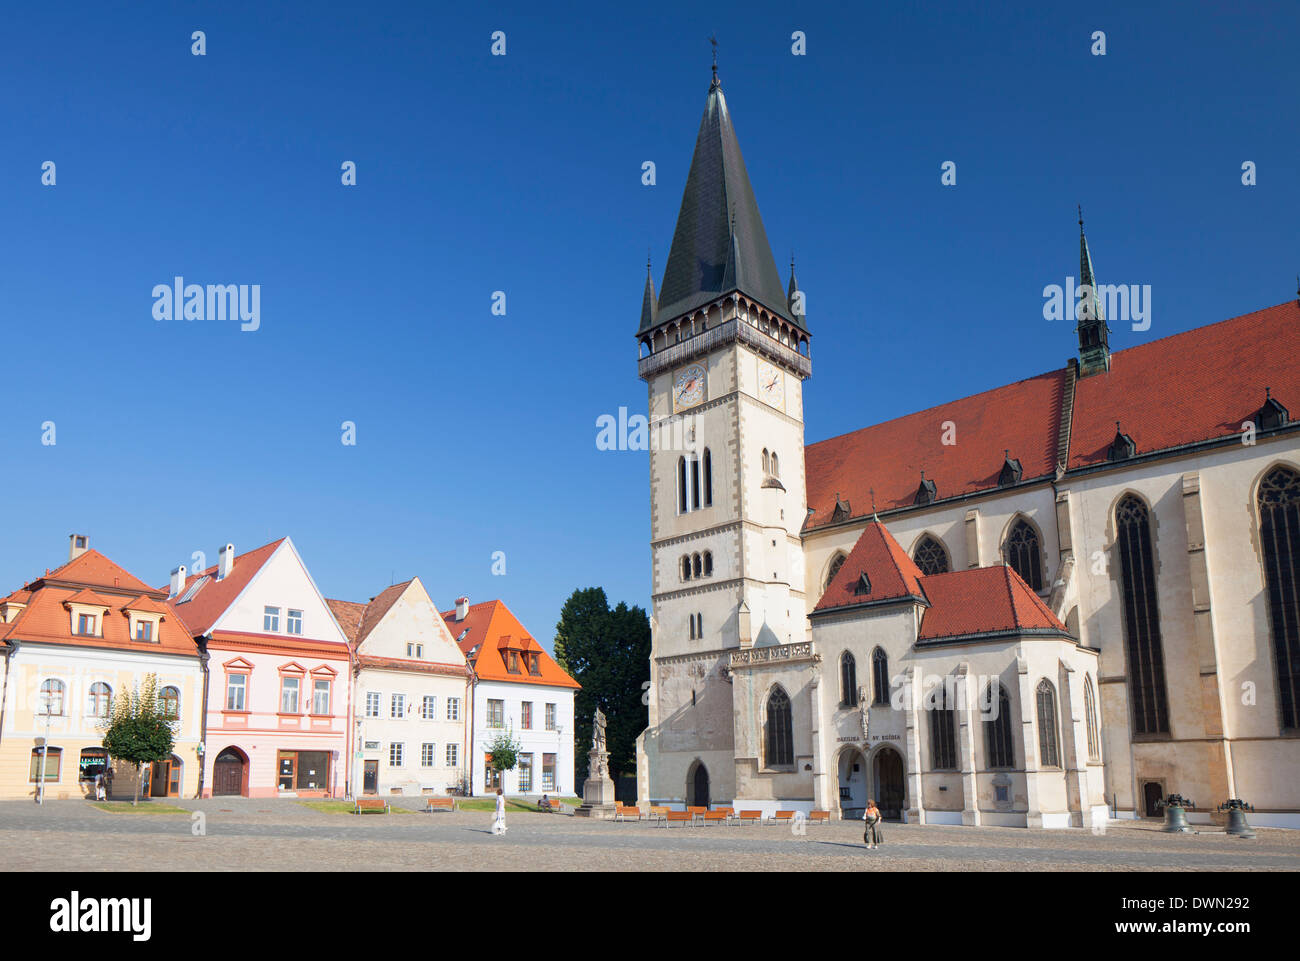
[213, 747, 248, 797]
[873, 747, 905, 821]
[837, 747, 867, 819]
[1141, 781, 1165, 818]
[686, 761, 709, 809]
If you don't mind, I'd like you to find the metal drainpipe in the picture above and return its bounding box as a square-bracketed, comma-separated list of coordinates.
[0, 640, 17, 751]
[467, 667, 477, 796]
[196, 638, 210, 798]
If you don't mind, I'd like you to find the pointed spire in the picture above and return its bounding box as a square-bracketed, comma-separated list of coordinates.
[1077, 205, 1103, 321]
[1076, 205, 1111, 376]
[787, 253, 805, 323]
[643, 69, 799, 336]
[640, 253, 657, 332]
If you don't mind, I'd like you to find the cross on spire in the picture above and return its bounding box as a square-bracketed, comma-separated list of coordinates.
[710, 34, 718, 85]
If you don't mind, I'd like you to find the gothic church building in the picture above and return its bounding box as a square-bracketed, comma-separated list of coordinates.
[634, 70, 1300, 828]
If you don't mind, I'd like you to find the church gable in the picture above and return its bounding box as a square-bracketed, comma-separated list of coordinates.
[813, 521, 926, 613]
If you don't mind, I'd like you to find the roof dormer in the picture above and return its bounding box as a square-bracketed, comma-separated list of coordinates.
[998, 452, 1023, 487]
[64, 588, 111, 638]
[1107, 423, 1137, 461]
[831, 493, 851, 523]
[854, 572, 872, 596]
[1253, 388, 1289, 431]
[914, 472, 937, 506]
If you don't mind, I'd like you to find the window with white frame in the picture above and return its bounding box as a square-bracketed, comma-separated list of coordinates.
[389, 743, 404, 767]
[88, 682, 112, 719]
[76, 614, 97, 636]
[264, 606, 280, 632]
[226, 673, 247, 711]
[545, 703, 557, 730]
[421, 743, 436, 767]
[287, 609, 303, 635]
[487, 699, 504, 728]
[407, 643, 423, 659]
[40, 679, 66, 715]
[391, 693, 406, 718]
[518, 753, 533, 792]
[521, 701, 533, 729]
[446, 697, 461, 721]
[134, 620, 154, 642]
[422, 695, 437, 719]
[365, 691, 380, 717]
[312, 679, 330, 715]
[542, 753, 556, 792]
[280, 676, 300, 714]
[445, 743, 458, 767]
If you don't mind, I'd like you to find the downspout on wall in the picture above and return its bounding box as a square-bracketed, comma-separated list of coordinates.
[0, 640, 17, 751]
[195, 637, 210, 798]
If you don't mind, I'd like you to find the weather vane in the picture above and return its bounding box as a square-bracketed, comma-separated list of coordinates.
[710, 34, 718, 82]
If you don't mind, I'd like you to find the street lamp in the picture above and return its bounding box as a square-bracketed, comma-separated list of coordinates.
[37, 689, 53, 806]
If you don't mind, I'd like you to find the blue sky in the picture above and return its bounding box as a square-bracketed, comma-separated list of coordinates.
[2, 1, 1297, 650]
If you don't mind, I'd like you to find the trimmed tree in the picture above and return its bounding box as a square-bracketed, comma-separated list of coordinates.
[101, 674, 176, 806]
[553, 587, 651, 788]
[484, 728, 522, 791]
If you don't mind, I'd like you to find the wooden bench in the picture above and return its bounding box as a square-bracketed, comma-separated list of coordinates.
[808, 810, 830, 823]
[735, 810, 763, 824]
[423, 797, 456, 813]
[768, 810, 795, 825]
[663, 810, 694, 827]
[647, 805, 669, 824]
[701, 810, 729, 825]
[686, 806, 707, 818]
[354, 798, 390, 814]
[615, 804, 641, 821]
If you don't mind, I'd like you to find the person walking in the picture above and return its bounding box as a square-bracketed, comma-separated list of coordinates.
[491, 787, 508, 835]
[863, 799, 883, 849]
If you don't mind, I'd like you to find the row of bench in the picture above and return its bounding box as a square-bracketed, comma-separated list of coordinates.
[615, 805, 832, 826]
[353, 797, 459, 814]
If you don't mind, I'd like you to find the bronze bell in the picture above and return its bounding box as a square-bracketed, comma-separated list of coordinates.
[1218, 799, 1256, 839]
[1158, 793, 1194, 833]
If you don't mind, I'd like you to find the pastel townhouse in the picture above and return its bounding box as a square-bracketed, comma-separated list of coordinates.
[328, 577, 471, 797]
[167, 537, 352, 798]
[441, 597, 579, 797]
[0, 536, 203, 800]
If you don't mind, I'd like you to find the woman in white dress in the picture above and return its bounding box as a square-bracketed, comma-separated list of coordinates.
[491, 787, 507, 835]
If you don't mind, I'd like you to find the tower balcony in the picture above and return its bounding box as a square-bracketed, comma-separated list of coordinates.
[638, 315, 812, 382]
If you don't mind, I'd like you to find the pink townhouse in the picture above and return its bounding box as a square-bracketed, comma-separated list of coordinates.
[166, 538, 353, 798]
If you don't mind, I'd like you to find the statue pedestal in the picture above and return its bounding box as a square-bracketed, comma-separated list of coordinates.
[574, 749, 618, 819]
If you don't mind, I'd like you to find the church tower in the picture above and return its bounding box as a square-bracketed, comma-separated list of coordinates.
[635, 66, 812, 807]
[1076, 207, 1111, 375]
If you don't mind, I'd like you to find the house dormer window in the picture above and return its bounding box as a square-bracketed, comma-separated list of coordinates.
[134, 620, 153, 642]
[528, 653, 541, 676]
[77, 613, 97, 636]
[507, 650, 520, 674]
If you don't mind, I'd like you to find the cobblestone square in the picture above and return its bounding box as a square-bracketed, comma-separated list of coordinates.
[2, 799, 1295, 872]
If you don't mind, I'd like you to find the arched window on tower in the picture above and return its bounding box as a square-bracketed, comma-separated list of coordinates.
[681, 556, 691, 582]
[762, 448, 770, 474]
[1004, 518, 1044, 591]
[871, 648, 889, 705]
[1083, 675, 1100, 761]
[824, 552, 848, 592]
[1115, 494, 1170, 735]
[702, 551, 713, 576]
[765, 686, 793, 767]
[930, 702, 957, 770]
[770, 452, 780, 477]
[692, 553, 702, 578]
[678, 457, 688, 513]
[840, 652, 857, 707]
[1036, 679, 1059, 767]
[1258, 465, 1300, 730]
[984, 684, 1015, 769]
[703, 448, 713, 506]
[913, 535, 950, 575]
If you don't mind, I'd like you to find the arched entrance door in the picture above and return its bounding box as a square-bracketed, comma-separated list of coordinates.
[837, 748, 867, 818]
[213, 747, 248, 797]
[687, 761, 709, 808]
[873, 747, 905, 821]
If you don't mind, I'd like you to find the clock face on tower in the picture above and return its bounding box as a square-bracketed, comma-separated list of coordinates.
[757, 360, 785, 410]
[673, 363, 706, 411]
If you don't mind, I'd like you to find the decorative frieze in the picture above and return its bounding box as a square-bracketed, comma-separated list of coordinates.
[728, 641, 820, 669]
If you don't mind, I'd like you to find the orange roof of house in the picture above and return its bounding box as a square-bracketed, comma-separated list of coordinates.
[356, 654, 469, 678]
[440, 599, 579, 689]
[325, 598, 368, 643]
[166, 539, 285, 636]
[0, 550, 198, 657]
[812, 520, 1069, 641]
[805, 300, 1300, 529]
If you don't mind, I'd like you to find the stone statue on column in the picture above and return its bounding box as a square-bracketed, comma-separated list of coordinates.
[575, 705, 617, 818]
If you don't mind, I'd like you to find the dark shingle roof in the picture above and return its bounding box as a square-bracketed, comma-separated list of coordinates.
[643, 76, 799, 335]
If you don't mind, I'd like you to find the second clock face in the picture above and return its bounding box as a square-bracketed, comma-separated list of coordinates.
[757, 360, 784, 410]
[674, 363, 706, 410]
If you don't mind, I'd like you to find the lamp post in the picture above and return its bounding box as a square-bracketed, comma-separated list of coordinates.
[37, 690, 53, 805]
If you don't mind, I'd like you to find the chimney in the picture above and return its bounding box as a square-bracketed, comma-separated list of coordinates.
[68, 534, 89, 562]
[218, 543, 235, 580]
[455, 596, 469, 620]
[170, 565, 187, 598]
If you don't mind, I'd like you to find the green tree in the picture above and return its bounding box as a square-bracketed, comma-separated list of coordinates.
[100, 674, 176, 806]
[553, 587, 650, 786]
[484, 728, 522, 783]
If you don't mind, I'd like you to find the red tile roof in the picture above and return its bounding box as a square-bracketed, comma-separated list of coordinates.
[1068, 301, 1300, 468]
[41, 550, 158, 595]
[813, 521, 926, 612]
[917, 566, 1067, 641]
[325, 598, 367, 643]
[805, 370, 1066, 529]
[440, 599, 579, 690]
[356, 654, 469, 678]
[166, 539, 285, 636]
[812, 521, 1068, 641]
[805, 301, 1300, 529]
